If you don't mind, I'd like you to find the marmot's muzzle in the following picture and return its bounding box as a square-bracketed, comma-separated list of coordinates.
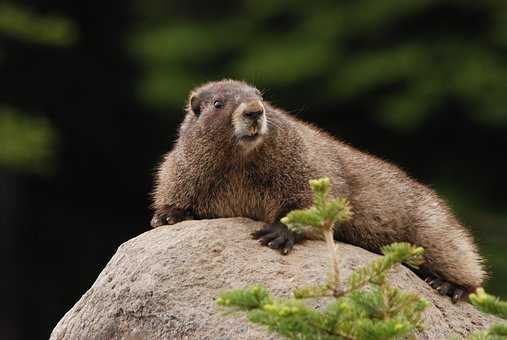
[242, 100, 265, 121]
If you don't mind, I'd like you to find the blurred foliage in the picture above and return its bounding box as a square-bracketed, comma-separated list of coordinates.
[0, 107, 56, 173]
[0, 3, 74, 174]
[129, 0, 507, 131]
[0, 3, 77, 46]
[468, 288, 507, 339]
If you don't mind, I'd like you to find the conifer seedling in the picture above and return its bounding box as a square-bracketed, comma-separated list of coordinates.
[217, 177, 429, 339]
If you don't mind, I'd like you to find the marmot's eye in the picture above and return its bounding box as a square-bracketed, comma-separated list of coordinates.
[213, 100, 224, 109]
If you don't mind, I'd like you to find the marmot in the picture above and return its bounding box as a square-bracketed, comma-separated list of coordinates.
[151, 79, 486, 302]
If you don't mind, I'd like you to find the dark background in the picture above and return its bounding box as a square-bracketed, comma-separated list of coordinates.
[1, 1, 506, 339]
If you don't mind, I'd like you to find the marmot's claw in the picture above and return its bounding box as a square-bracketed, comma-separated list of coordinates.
[436, 282, 452, 296]
[150, 215, 165, 228]
[252, 222, 302, 255]
[452, 288, 466, 303]
[429, 277, 443, 289]
[150, 207, 193, 228]
[422, 273, 467, 303]
[251, 228, 271, 239]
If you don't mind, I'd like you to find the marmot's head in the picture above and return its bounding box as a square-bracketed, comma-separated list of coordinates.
[182, 79, 269, 152]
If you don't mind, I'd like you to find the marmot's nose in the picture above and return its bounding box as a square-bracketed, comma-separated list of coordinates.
[243, 100, 264, 120]
[243, 110, 263, 120]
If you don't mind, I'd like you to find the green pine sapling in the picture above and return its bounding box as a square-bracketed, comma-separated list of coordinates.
[217, 177, 429, 339]
[466, 288, 507, 339]
[281, 177, 353, 297]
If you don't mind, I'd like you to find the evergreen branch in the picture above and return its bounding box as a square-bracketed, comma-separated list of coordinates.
[282, 208, 322, 231]
[321, 197, 353, 225]
[249, 301, 352, 340]
[469, 288, 507, 320]
[345, 243, 424, 293]
[293, 282, 333, 299]
[217, 284, 272, 311]
[282, 178, 353, 233]
[466, 289, 507, 339]
[489, 323, 507, 337]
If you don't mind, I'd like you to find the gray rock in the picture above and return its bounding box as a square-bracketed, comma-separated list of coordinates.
[50, 218, 499, 340]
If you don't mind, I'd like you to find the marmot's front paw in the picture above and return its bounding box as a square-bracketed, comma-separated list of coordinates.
[150, 207, 193, 228]
[251, 222, 304, 255]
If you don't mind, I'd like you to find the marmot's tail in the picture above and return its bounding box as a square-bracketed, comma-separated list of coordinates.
[412, 195, 486, 290]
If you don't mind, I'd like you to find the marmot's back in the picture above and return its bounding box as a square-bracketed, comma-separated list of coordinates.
[291, 113, 485, 290]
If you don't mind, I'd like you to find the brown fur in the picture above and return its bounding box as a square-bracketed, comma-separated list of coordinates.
[152, 79, 486, 291]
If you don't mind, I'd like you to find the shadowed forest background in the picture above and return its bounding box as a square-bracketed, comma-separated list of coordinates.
[1, 1, 506, 339]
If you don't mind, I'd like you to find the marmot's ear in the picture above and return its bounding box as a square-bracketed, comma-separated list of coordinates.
[189, 93, 201, 116]
[186, 93, 198, 116]
[189, 90, 211, 116]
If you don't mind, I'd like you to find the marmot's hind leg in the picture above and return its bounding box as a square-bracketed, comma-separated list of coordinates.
[414, 268, 467, 302]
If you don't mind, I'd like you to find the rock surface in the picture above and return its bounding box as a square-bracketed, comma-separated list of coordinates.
[51, 218, 499, 340]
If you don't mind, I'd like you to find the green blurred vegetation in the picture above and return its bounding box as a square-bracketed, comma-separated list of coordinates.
[469, 288, 507, 339]
[0, 107, 56, 173]
[130, 0, 507, 131]
[0, 3, 77, 46]
[0, 3, 76, 173]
